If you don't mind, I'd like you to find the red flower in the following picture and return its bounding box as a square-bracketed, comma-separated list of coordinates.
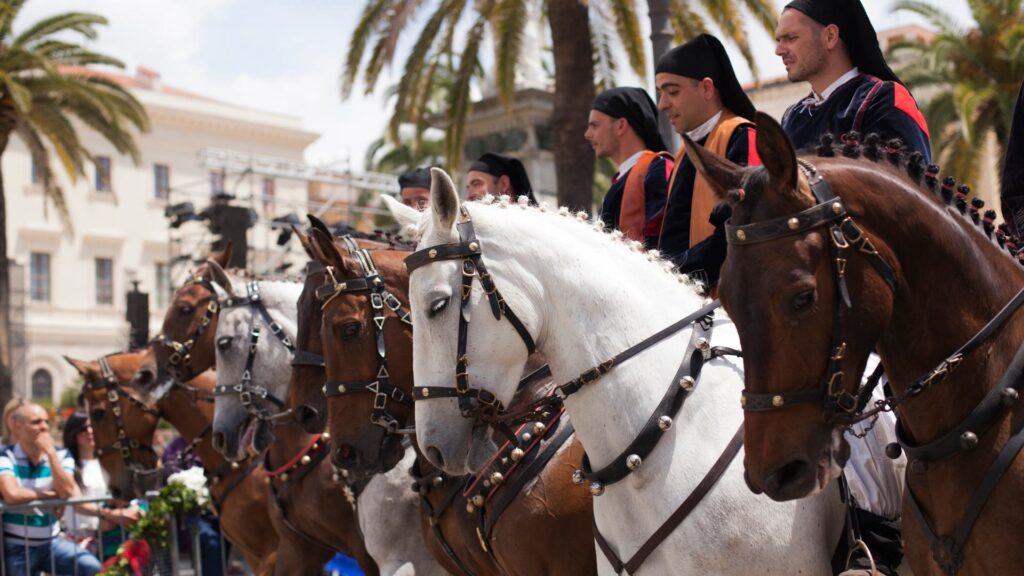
[122, 539, 152, 575]
[100, 556, 121, 571]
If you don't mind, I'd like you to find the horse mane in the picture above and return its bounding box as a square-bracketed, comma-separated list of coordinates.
[410, 193, 704, 292]
[806, 132, 1024, 269]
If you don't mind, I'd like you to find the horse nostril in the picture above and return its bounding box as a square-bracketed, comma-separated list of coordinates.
[764, 459, 814, 501]
[110, 486, 121, 499]
[212, 431, 226, 453]
[425, 446, 445, 470]
[743, 468, 763, 495]
[332, 445, 356, 469]
[133, 368, 154, 387]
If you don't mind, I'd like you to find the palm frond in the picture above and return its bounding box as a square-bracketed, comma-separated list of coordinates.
[494, 0, 527, 107]
[446, 1, 496, 171]
[341, 0, 392, 98]
[703, 0, 759, 78]
[740, 0, 777, 37]
[13, 12, 106, 46]
[891, 1, 962, 36]
[605, 0, 645, 78]
[671, 0, 709, 42]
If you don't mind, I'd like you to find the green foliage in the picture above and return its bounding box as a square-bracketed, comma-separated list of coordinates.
[891, 0, 1024, 184]
[58, 381, 79, 410]
[127, 481, 207, 552]
[0, 1, 148, 233]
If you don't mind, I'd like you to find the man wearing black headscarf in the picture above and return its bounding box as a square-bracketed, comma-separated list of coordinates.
[466, 153, 536, 204]
[655, 33, 760, 288]
[1002, 80, 1024, 238]
[397, 167, 432, 211]
[776, 0, 931, 160]
[586, 87, 673, 248]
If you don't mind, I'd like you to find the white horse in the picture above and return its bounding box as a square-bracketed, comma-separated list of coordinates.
[384, 170, 846, 575]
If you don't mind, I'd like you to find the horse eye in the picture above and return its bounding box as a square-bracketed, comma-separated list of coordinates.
[216, 336, 234, 350]
[341, 323, 361, 339]
[90, 409, 105, 422]
[177, 305, 195, 317]
[791, 290, 817, 313]
[428, 297, 450, 318]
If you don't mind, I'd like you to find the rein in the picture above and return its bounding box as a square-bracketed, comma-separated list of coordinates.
[149, 272, 223, 383]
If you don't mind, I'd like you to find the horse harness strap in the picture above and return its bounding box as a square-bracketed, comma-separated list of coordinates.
[899, 339, 1024, 575]
[731, 160, 897, 422]
[209, 454, 262, 514]
[150, 273, 223, 382]
[405, 206, 537, 421]
[87, 356, 159, 464]
[212, 281, 293, 420]
[594, 425, 744, 575]
[317, 248, 414, 432]
[410, 459, 478, 576]
[580, 310, 718, 488]
[265, 438, 342, 553]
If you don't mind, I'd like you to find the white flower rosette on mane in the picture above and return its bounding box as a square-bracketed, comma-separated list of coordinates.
[166, 466, 210, 508]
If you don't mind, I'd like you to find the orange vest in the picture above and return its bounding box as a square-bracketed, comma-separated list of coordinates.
[618, 151, 674, 242]
[660, 111, 758, 249]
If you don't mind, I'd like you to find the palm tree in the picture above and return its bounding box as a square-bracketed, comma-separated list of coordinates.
[891, 0, 1024, 183]
[343, 0, 776, 210]
[0, 0, 149, 405]
[364, 135, 445, 173]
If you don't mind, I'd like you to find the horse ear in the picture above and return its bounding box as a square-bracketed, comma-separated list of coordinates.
[206, 258, 232, 293]
[307, 214, 332, 237]
[684, 135, 744, 199]
[429, 167, 460, 233]
[212, 242, 233, 269]
[381, 194, 421, 229]
[310, 228, 358, 278]
[754, 111, 799, 195]
[63, 356, 91, 376]
[293, 226, 314, 259]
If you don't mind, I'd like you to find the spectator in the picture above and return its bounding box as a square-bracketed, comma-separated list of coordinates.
[0, 403, 101, 575]
[2, 396, 25, 446]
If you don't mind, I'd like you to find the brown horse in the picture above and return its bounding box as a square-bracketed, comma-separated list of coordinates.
[306, 229, 597, 576]
[686, 112, 1024, 575]
[65, 352, 278, 575]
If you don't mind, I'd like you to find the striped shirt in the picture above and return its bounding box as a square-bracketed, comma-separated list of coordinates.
[0, 443, 75, 545]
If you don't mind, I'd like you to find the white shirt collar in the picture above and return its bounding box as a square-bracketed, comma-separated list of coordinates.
[615, 150, 646, 177]
[686, 111, 723, 142]
[805, 67, 860, 106]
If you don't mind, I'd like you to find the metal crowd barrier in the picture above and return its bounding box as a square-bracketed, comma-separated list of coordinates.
[0, 495, 241, 576]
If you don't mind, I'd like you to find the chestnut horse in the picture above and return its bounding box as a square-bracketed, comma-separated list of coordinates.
[687, 112, 1024, 575]
[306, 230, 597, 576]
[65, 352, 278, 575]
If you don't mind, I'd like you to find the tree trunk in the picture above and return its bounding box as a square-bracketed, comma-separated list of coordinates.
[647, 0, 678, 150]
[0, 131, 12, 410]
[547, 0, 595, 211]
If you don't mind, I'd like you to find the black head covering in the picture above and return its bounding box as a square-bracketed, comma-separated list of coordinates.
[468, 153, 536, 204]
[397, 167, 432, 190]
[63, 411, 89, 466]
[785, 0, 900, 83]
[592, 87, 667, 152]
[655, 33, 756, 121]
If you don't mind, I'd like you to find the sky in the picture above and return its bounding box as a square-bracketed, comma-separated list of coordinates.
[23, 0, 976, 170]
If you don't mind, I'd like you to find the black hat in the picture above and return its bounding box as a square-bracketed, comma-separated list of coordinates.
[784, 0, 900, 83]
[592, 87, 667, 152]
[655, 34, 756, 121]
[468, 153, 536, 204]
[397, 167, 432, 190]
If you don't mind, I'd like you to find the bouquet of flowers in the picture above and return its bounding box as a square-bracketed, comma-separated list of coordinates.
[99, 467, 210, 575]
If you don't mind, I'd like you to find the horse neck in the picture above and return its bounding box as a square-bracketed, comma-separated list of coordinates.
[472, 205, 708, 467]
[840, 163, 1024, 442]
[160, 384, 226, 471]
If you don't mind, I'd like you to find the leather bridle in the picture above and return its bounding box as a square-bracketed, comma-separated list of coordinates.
[212, 281, 295, 421]
[730, 160, 898, 423]
[83, 355, 163, 493]
[317, 248, 414, 433]
[150, 273, 222, 383]
[404, 205, 537, 422]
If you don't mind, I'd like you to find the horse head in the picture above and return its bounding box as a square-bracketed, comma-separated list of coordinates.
[306, 228, 413, 478]
[133, 245, 233, 392]
[209, 266, 299, 462]
[384, 169, 539, 475]
[65, 352, 162, 499]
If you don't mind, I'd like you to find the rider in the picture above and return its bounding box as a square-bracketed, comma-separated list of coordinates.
[465, 153, 537, 204]
[397, 167, 433, 211]
[654, 33, 761, 289]
[775, 1, 922, 573]
[586, 86, 673, 249]
[775, 0, 931, 160]
[1002, 80, 1024, 238]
